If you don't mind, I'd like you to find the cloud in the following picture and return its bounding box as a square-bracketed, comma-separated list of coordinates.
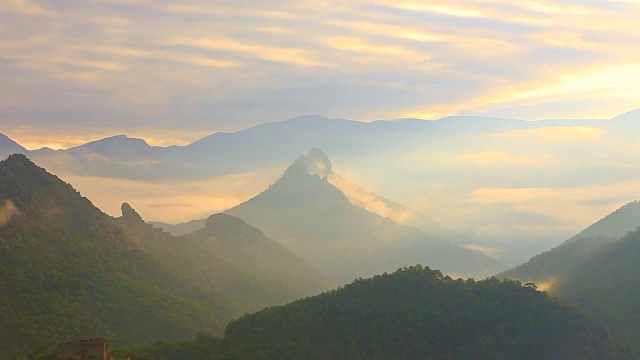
[3, 0, 640, 141]
[492, 126, 605, 141]
[465, 180, 640, 237]
[452, 151, 540, 165]
[327, 173, 418, 224]
[0, 200, 19, 226]
[168, 36, 321, 67]
[460, 243, 507, 260]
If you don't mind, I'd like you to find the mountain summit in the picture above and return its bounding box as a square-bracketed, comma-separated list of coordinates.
[290, 148, 333, 178]
[226, 150, 502, 282]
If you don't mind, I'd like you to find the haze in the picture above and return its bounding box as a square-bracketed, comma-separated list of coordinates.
[2, 0, 640, 260]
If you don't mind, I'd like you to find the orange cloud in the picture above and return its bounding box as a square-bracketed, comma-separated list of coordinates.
[452, 151, 541, 165]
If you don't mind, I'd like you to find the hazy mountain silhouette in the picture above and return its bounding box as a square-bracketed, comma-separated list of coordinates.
[6, 109, 640, 262]
[149, 217, 208, 236]
[0, 133, 27, 159]
[226, 149, 502, 282]
[117, 205, 329, 314]
[72, 134, 161, 158]
[19, 110, 632, 182]
[566, 200, 640, 243]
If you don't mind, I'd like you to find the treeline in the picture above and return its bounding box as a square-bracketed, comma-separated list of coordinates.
[111, 265, 615, 360]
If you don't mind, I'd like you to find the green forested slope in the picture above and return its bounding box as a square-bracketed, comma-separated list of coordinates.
[0, 155, 229, 358]
[500, 225, 640, 358]
[113, 265, 615, 360]
[497, 202, 640, 359]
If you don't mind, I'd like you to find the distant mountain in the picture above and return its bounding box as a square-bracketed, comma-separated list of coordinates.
[149, 218, 207, 237]
[117, 206, 329, 314]
[226, 149, 502, 282]
[23, 113, 614, 182]
[0, 155, 229, 359]
[27, 134, 180, 180]
[0, 133, 27, 159]
[71, 134, 161, 158]
[13, 110, 640, 264]
[566, 200, 640, 243]
[115, 266, 616, 360]
[152, 148, 468, 244]
[499, 201, 640, 358]
[499, 201, 640, 285]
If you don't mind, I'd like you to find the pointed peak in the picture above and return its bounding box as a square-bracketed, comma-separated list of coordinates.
[1, 154, 44, 175]
[84, 134, 150, 147]
[291, 148, 333, 178]
[3, 153, 32, 165]
[121, 202, 144, 224]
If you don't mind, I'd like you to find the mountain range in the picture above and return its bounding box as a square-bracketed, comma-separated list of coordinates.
[7, 112, 636, 181]
[4, 109, 640, 260]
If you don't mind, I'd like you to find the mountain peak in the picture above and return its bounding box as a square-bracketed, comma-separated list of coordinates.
[121, 202, 144, 224]
[291, 148, 333, 178]
[75, 134, 156, 158]
[3, 153, 31, 165]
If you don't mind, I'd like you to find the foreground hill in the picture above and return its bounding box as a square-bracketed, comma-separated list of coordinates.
[117, 206, 329, 314]
[0, 154, 230, 358]
[226, 149, 502, 282]
[114, 266, 616, 360]
[499, 202, 640, 358]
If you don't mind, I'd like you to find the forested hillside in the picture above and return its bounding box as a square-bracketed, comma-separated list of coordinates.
[0, 154, 232, 358]
[113, 265, 616, 360]
[501, 226, 640, 359]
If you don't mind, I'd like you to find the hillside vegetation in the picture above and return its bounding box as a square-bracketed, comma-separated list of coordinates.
[113, 265, 616, 360]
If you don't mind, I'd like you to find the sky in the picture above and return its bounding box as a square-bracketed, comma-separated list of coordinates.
[2, 0, 640, 149]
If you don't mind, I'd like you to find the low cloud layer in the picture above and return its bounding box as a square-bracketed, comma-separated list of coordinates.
[60, 170, 280, 223]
